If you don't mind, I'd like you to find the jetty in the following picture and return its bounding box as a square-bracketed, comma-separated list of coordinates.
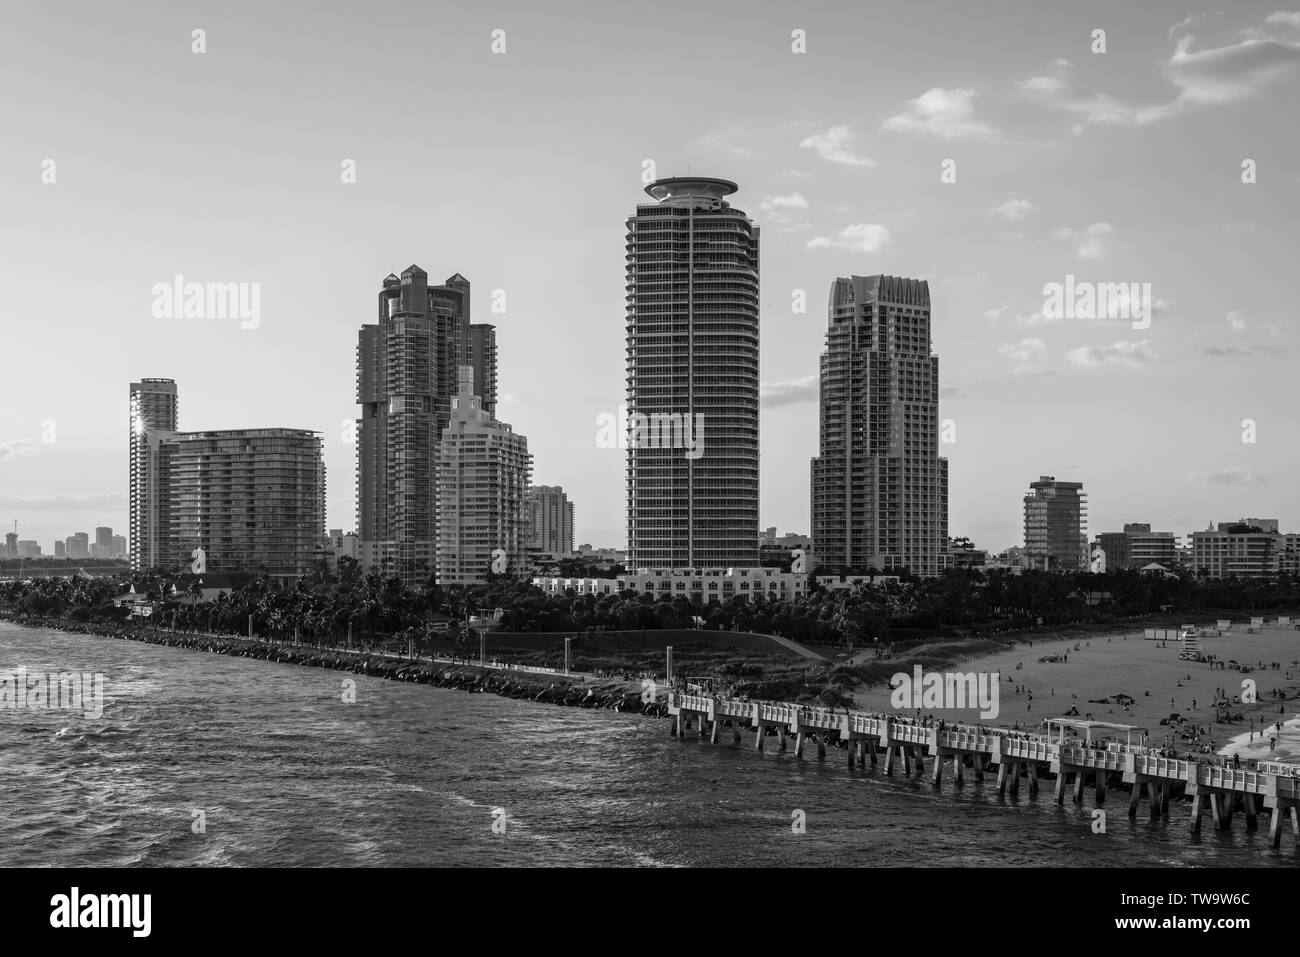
[667, 692, 1300, 850]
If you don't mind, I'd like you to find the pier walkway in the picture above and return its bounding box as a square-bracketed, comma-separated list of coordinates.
[668, 692, 1300, 851]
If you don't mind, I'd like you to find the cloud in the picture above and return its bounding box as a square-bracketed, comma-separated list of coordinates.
[1013, 308, 1055, 327]
[1054, 221, 1112, 258]
[759, 193, 812, 230]
[806, 223, 892, 253]
[0, 493, 127, 510]
[882, 88, 996, 139]
[1167, 33, 1300, 106]
[1065, 339, 1158, 369]
[991, 198, 1035, 220]
[1020, 27, 1300, 132]
[761, 375, 819, 407]
[799, 126, 876, 166]
[998, 338, 1048, 374]
[1169, 13, 1208, 37]
[1267, 11, 1300, 27]
[1206, 310, 1286, 355]
[1185, 466, 1265, 485]
[0, 439, 37, 462]
[982, 304, 1010, 322]
[940, 386, 967, 398]
[696, 130, 752, 156]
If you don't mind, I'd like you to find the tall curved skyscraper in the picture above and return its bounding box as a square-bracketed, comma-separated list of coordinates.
[624, 177, 759, 571]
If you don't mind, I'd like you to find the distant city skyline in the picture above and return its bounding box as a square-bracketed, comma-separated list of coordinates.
[3, 1, 1298, 555]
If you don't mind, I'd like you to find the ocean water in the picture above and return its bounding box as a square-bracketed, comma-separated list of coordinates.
[1, 621, 1294, 867]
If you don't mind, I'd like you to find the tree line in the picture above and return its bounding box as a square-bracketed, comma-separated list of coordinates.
[4, 557, 1298, 650]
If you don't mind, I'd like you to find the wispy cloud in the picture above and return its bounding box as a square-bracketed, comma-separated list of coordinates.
[1020, 24, 1300, 132]
[1205, 309, 1286, 356]
[1169, 13, 1208, 37]
[998, 338, 1048, 374]
[0, 439, 37, 462]
[696, 130, 752, 156]
[1186, 466, 1265, 485]
[1053, 222, 1112, 259]
[799, 126, 876, 166]
[761, 375, 819, 407]
[882, 88, 996, 139]
[759, 193, 812, 230]
[806, 223, 892, 253]
[991, 198, 1035, 220]
[1066, 339, 1158, 369]
[1267, 11, 1300, 27]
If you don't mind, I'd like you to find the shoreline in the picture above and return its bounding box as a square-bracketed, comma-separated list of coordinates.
[0, 614, 657, 715]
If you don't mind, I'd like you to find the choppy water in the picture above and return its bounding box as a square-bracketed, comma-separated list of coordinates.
[1, 621, 1294, 867]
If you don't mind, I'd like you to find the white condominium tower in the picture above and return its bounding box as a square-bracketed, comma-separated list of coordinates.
[811, 275, 947, 577]
[436, 367, 532, 585]
[624, 177, 760, 571]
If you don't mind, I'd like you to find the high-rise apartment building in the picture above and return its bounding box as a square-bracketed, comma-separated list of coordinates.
[3, 532, 16, 559]
[357, 266, 485, 588]
[468, 323, 498, 418]
[624, 177, 760, 571]
[525, 485, 575, 555]
[111, 535, 127, 559]
[93, 526, 113, 559]
[811, 275, 947, 576]
[1190, 519, 1289, 579]
[55, 540, 66, 559]
[127, 379, 324, 577]
[129, 378, 179, 569]
[435, 368, 531, 585]
[1095, 523, 1178, 571]
[170, 429, 325, 581]
[1023, 476, 1087, 571]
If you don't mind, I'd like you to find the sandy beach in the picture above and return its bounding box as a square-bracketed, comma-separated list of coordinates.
[852, 625, 1300, 762]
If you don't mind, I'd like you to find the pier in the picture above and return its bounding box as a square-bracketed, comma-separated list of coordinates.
[668, 692, 1300, 851]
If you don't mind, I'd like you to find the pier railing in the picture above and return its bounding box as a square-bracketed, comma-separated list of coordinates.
[666, 692, 1300, 794]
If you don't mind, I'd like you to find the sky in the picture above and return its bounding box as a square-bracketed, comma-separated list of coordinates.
[1, 0, 1297, 555]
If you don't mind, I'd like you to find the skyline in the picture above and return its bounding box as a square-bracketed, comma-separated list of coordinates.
[3, 0, 1299, 555]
